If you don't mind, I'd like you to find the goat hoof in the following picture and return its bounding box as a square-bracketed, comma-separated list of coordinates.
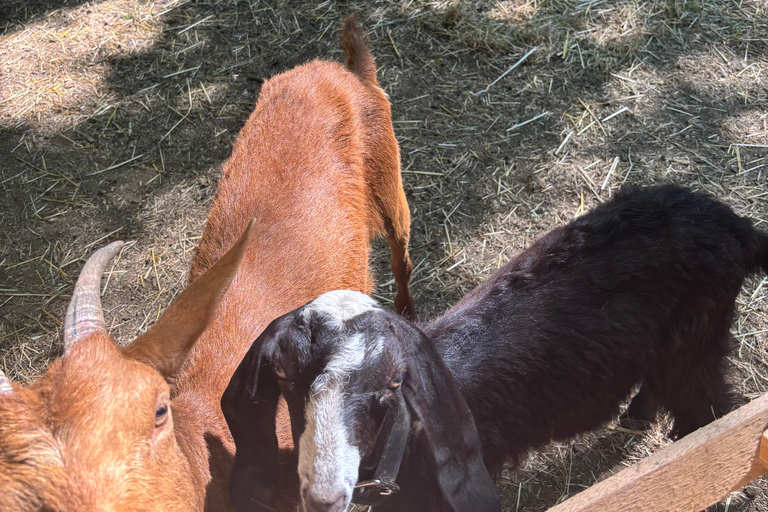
[395, 297, 417, 322]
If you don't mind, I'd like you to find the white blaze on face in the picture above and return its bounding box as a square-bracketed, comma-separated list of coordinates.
[299, 333, 364, 505]
[298, 290, 381, 507]
[301, 290, 379, 329]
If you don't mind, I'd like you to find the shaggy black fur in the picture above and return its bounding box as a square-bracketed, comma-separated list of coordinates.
[224, 185, 768, 512]
[426, 184, 768, 475]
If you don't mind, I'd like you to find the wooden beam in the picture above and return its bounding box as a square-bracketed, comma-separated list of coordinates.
[759, 430, 768, 469]
[548, 393, 768, 512]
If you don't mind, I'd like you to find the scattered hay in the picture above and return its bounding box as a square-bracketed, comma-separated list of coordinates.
[1, 0, 766, 510]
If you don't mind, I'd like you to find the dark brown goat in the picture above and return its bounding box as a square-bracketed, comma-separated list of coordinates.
[225, 185, 768, 512]
[0, 16, 413, 512]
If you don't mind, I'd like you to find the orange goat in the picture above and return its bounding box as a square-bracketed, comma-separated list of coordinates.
[0, 16, 413, 511]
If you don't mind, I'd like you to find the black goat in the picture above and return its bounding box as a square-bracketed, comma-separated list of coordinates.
[223, 185, 768, 512]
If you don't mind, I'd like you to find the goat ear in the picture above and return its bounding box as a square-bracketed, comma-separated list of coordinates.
[221, 325, 281, 512]
[401, 326, 500, 512]
[282, 385, 308, 448]
[123, 220, 254, 385]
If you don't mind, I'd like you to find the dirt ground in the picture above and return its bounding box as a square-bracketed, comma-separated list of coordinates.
[1, 0, 767, 510]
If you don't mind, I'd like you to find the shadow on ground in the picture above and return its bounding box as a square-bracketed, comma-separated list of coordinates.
[1, 0, 766, 510]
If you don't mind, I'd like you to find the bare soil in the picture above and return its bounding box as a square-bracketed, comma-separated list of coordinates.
[1, 0, 766, 510]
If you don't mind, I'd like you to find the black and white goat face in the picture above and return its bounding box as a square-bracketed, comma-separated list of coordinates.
[223, 290, 499, 512]
[292, 292, 407, 512]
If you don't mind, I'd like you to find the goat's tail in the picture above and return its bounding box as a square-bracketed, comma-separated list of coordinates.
[340, 15, 378, 86]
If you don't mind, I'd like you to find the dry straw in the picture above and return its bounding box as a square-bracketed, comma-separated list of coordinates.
[1, 0, 767, 510]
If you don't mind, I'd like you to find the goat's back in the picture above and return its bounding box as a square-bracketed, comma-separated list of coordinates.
[191, 59, 392, 279]
[425, 185, 766, 471]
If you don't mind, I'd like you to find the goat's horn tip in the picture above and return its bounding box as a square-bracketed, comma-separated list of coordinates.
[0, 369, 12, 395]
[87, 240, 125, 263]
[103, 240, 126, 254]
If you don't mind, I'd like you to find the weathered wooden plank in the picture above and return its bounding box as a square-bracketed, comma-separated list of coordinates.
[759, 430, 768, 469]
[547, 393, 768, 512]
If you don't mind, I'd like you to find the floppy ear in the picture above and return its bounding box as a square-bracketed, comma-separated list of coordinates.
[123, 220, 254, 386]
[400, 323, 500, 512]
[282, 384, 308, 447]
[221, 328, 281, 512]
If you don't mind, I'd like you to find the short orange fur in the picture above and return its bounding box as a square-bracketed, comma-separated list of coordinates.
[0, 16, 413, 512]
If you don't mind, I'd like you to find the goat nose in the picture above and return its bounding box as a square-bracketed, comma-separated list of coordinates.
[302, 489, 348, 512]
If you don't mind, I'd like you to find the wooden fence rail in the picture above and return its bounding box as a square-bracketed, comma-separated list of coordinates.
[548, 393, 768, 512]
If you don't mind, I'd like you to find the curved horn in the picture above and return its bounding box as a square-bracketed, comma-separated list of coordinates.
[63, 241, 125, 354]
[0, 368, 12, 395]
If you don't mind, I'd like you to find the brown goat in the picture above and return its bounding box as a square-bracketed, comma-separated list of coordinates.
[0, 16, 413, 512]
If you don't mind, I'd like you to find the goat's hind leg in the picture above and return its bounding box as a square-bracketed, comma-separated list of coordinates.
[665, 368, 735, 439]
[621, 383, 660, 430]
[382, 190, 415, 320]
[363, 92, 415, 319]
[655, 331, 737, 439]
[369, 147, 415, 320]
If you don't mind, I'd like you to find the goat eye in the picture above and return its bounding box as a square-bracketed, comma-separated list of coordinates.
[274, 364, 287, 380]
[388, 374, 404, 390]
[155, 404, 169, 428]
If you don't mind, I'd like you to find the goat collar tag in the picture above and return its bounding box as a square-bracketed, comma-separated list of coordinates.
[352, 391, 410, 506]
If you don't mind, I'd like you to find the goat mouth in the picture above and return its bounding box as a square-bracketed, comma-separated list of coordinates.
[299, 486, 354, 512]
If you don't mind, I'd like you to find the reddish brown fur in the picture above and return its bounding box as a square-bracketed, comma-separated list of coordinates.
[0, 16, 413, 511]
